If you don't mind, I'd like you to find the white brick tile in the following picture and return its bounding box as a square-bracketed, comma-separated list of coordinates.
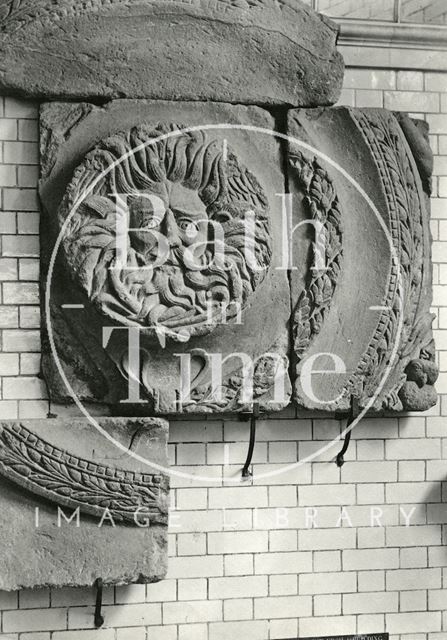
[53, 632, 114, 640]
[400, 547, 428, 568]
[255, 551, 312, 575]
[341, 461, 397, 483]
[177, 578, 207, 601]
[3, 608, 67, 632]
[68, 603, 162, 628]
[146, 626, 177, 640]
[0, 590, 18, 608]
[254, 595, 311, 619]
[299, 615, 356, 637]
[224, 554, 254, 576]
[176, 443, 206, 465]
[176, 489, 208, 511]
[269, 529, 297, 552]
[397, 71, 424, 91]
[223, 598, 252, 621]
[4, 98, 38, 119]
[357, 570, 385, 592]
[114, 585, 146, 604]
[385, 90, 439, 112]
[343, 591, 398, 614]
[177, 533, 207, 556]
[386, 611, 441, 634]
[299, 527, 356, 551]
[429, 588, 446, 611]
[145, 579, 177, 603]
[387, 525, 442, 547]
[386, 482, 440, 503]
[313, 551, 341, 573]
[386, 568, 441, 591]
[356, 439, 385, 460]
[400, 589, 428, 612]
[268, 485, 297, 507]
[208, 531, 268, 554]
[208, 620, 268, 640]
[209, 576, 267, 600]
[399, 460, 426, 481]
[209, 487, 267, 509]
[178, 624, 207, 640]
[268, 619, 298, 639]
[314, 593, 341, 616]
[163, 600, 222, 624]
[358, 526, 385, 549]
[344, 69, 395, 90]
[343, 548, 399, 571]
[269, 574, 297, 596]
[167, 556, 223, 579]
[298, 484, 355, 506]
[3, 376, 47, 399]
[299, 571, 356, 595]
[357, 484, 385, 504]
[357, 614, 386, 634]
[356, 89, 383, 108]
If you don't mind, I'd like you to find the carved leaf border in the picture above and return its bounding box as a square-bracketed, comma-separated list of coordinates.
[0, 422, 168, 526]
[347, 110, 426, 409]
[288, 151, 343, 362]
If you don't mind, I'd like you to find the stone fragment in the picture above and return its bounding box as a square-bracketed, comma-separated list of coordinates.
[0, 417, 169, 590]
[287, 106, 437, 413]
[40, 100, 291, 414]
[0, 0, 344, 106]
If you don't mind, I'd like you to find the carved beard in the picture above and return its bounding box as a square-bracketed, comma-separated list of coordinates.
[99, 227, 248, 338]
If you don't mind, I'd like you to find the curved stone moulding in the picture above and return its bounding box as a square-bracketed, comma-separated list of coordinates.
[287, 106, 438, 414]
[0, 0, 344, 106]
[0, 417, 169, 590]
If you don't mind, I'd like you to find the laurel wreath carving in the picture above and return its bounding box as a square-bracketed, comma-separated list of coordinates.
[0, 422, 168, 526]
[347, 110, 429, 410]
[288, 151, 343, 361]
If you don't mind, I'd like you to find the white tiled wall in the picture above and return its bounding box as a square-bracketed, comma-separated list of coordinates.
[0, 67, 446, 639]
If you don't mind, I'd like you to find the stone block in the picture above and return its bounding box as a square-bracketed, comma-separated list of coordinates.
[287, 106, 438, 413]
[39, 100, 291, 414]
[0, 417, 169, 590]
[0, 0, 343, 107]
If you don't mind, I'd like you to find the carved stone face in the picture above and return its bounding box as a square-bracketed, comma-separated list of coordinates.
[60, 124, 272, 341]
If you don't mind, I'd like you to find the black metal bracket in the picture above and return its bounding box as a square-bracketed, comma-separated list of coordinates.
[94, 578, 105, 628]
[242, 402, 260, 478]
[336, 397, 360, 468]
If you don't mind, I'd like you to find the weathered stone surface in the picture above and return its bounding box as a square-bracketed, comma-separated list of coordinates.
[0, 0, 343, 106]
[287, 106, 437, 413]
[40, 100, 291, 414]
[0, 417, 169, 590]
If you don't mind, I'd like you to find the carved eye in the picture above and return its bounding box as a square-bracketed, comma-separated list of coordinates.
[178, 219, 199, 237]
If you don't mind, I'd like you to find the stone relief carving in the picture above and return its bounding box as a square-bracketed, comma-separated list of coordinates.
[40, 100, 292, 414]
[60, 123, 272, 341]
[0, 421, 168, 526]
[289, 151, 343, 362]
[287, 106, 438, 413]
[0, 418, 170, 590]
[349, 109, 437, 412]
[40, 102, 438, 416]
[0, 0, 439, 594]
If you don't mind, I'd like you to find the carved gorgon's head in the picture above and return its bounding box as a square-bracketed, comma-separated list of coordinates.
[59, 123, 272, 341]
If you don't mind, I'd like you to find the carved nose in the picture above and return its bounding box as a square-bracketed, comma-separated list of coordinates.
[164, 209, 181, 248]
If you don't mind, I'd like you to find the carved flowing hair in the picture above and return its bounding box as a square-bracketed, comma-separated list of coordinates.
[60, 123, 272, 338]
